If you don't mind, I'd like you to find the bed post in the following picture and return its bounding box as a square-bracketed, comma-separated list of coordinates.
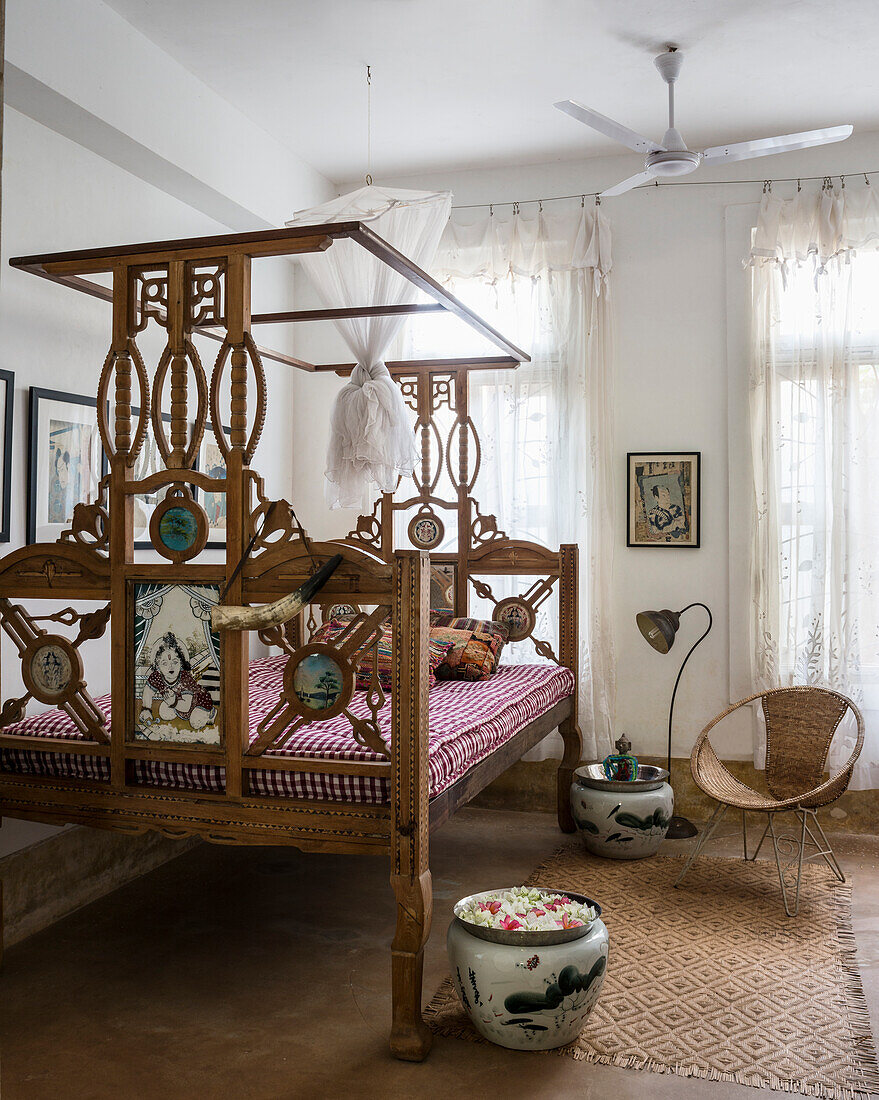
[390, 549, 432, 1061]
[557, 543, 581, 833]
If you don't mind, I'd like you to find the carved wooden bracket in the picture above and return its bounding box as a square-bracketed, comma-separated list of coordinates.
[346, 500, 383, 552]
[61, 500, 110, 554]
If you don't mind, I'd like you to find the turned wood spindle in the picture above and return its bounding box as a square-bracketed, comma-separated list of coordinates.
[164, 261, 189, 466]
[456, 373, 469, 488]
[230, 345, 247, 450]
[170, 353, 188, 462]
[420, 420, 430, 487]
[114, 350, 132, 454]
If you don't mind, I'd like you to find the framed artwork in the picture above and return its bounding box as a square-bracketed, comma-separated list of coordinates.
[627, 451, 701, 548]
[28, 388, 107, 544]
[0, 370, 14, 542]
[132, 581, 222, 746]
[132, 408, 172, 550]
[195, 428, 228, 548]
[430, 562, 456, 611]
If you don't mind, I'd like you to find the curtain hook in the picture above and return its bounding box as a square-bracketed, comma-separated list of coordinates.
[762, 180, 771, 194]
[865, 172, 871, 186]
[538, 199, 543, 213]
[365, 64, 373, 188]
[797, 179, 801, 193]
[841, 174, 846, 189]
[594, 194, 601, 207]
[581, 194, 586, 208]
[489, 204, 494, 217]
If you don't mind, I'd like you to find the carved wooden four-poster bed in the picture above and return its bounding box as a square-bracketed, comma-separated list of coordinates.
[0, 223, 581, 1061]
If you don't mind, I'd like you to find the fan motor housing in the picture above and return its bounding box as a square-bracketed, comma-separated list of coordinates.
[646, 149, 701, 177]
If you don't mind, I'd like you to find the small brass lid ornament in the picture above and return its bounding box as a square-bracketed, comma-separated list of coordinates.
[601, 732, 639, 782]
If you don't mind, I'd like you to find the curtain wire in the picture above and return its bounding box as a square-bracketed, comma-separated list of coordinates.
[451, 169, 879, 211]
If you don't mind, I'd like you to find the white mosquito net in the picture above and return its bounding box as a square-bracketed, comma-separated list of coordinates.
[286, 185, 452, 511]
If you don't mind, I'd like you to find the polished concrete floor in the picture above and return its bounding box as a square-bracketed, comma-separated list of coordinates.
[1, 808, 877, 1100]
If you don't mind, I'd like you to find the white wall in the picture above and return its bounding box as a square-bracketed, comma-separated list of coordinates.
[4, 0, 329, 229]
[294, 130, 879, 764]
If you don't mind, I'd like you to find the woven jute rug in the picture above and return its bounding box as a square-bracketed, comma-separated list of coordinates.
[425, 848, 879, 1099]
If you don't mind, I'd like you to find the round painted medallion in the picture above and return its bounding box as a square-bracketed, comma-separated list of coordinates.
[29, 643, 74, 697]
[495, 598, 535, 642]
[291, 653, 345, 712]
[408, 512, 444, 550]
[327, 603, 358, 621]
[158, 506, 199, 552]
[149, 494, 208, 563]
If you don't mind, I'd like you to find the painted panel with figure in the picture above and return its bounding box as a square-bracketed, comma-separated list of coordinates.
[133, 582, 222, 745]
[627, 452, 701, 548]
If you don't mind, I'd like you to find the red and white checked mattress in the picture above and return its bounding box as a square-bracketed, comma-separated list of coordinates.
[0, 658, 575, 804]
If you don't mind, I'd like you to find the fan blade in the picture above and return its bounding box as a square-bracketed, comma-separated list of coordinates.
[554, 100, 664, 154]
[600, 171, 657, 197]
[701, 124, 853, 164]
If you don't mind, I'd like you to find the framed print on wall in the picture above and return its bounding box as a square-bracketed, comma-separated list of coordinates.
[132, 407, 172, 550]
[0, 370, 14, 542]
[627, 451, 701, 548]
[195, 427, 228, 549]
[28, 388, 107, 544]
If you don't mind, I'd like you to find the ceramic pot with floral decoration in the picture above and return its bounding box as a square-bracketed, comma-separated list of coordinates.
[571, 762, 673, 859]
[446, 887, 609, 1050]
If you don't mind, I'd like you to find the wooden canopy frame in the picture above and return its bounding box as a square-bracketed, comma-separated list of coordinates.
[1, 225, 578, 1064]
[10, 221, 530, 372]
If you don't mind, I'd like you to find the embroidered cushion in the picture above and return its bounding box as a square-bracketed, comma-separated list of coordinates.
[430, 611, 511, 641]
[309, 617, 453, 691]
[429, 624, 508, 682]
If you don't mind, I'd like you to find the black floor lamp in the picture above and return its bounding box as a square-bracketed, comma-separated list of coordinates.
[636, 602, 713, 840]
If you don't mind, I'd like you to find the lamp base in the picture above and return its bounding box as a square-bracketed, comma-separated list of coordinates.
[666, 814, 698, 840]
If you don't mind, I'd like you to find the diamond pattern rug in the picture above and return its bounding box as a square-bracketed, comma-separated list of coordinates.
[424, 849, 879, 1099]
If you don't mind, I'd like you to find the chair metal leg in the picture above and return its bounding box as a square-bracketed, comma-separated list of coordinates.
[804, 810, 845, 882]
[768, 811, 808, 917]
[741, 809, 748, 860]
[674, 802, 727, 888]
[748, 817, 771, 862]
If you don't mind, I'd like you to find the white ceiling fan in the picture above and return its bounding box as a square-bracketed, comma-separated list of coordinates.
[555, 48, 853, 198]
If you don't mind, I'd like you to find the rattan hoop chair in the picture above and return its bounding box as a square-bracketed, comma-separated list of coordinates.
[673, 686, 864, 916]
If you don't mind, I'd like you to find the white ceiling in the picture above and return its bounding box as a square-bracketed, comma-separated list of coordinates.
[105, 0, 879, 183]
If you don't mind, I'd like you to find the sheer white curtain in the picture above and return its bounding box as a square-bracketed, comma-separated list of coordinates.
[750, 184, 879, 789]
[288, 186, 451, 511]
[404, 204, 615, 761]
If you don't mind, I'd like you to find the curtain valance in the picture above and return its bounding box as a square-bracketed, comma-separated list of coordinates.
[437, 207, 611, 293]
[749, 186, 879, 269]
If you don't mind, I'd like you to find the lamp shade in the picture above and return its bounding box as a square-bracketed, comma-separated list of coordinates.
[636, 609, 681, 654]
